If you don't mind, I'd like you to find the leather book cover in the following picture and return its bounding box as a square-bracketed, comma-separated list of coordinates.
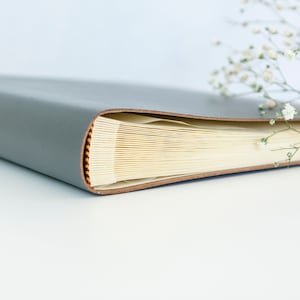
[0, 76, 299, 194]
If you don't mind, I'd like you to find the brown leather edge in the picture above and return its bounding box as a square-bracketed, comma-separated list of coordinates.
[80, 108, 300, 195]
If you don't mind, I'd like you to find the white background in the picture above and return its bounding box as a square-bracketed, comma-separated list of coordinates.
[0, 0, 239, 91]
[1, 0, 300, 299]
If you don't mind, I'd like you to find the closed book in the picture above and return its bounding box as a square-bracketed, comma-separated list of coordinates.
[0, 76, 299, 194]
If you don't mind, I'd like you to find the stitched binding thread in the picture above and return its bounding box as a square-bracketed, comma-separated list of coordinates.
[83, 125, 93, 186]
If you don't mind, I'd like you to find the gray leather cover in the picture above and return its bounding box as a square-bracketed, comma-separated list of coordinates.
[0, 76, 299, 194]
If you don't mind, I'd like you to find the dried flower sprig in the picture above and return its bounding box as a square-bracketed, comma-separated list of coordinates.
[210, 0, 300, 166]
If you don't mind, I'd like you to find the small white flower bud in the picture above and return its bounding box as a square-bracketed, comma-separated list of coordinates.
[219, 85, 228, 95]
[283, 29, 293, 38]
[269, 119, 276, 126]
[265, 99, 277, 109]
[242, 49, 256, 61]
[268, 50, 278, 60]
[263, 69, 273, 82]
[211, 38, 221, 46]
[208, 78, 219, 89]
[269, 119, 276, 125]
[262, 44, 271, 51]
[210, 69, 219, 76]
[233, 63, 242, 73]
[240, 73, 249, 82]
[266, 27, 278, 34]
[252, 27, 261, 34]
[276, 4, 284, 10]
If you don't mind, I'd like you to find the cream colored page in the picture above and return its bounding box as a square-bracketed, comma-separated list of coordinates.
[88, 113, 300, 189]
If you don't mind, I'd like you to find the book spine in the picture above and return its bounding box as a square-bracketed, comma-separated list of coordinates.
[0, 91, 95, 192]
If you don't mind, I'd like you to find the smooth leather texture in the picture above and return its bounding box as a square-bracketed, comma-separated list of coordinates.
[0, 75, 299, 194]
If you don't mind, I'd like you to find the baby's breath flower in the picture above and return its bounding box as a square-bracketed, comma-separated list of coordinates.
[233, 63, 242, 73]
[210, 69, 219, 76]
[225, 74, 233, 83]
[269, 119, 276, 125]
[209, 0, 300, 165]
[242, 48, 256, 61]
[263, 69, 273, 82]
[251, 82, 263, 92]
[262, 43, 271, 51]
[265, 99, 277, 109]
[224, 67, 231, 76]
[252, 27, 261, 34]
[274, 161, 280, 168]
[282, 103, 297, 120]
[257, 52, 265, 59]
[211, 38, 221, 46]
[266, 27, 278, 34]
[284, 49, 298, 60]
[287, 152, 293, 160]
[219, 85, 228, 95]
[260, 110, 266, 116]
[258, 137, 268, 149]
[240, 73, 249, 82]
[208, 78, 219, 89]
[283, 29, 293, 38]
[284, 39, 292, 47]
[267, 50, 278, 60]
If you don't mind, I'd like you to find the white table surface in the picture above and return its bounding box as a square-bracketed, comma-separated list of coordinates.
[1, 0, 300, 298]
[1, 158, 300, 300]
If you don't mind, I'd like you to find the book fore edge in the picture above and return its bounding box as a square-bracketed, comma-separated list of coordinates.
[80, 109, 300, 195]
